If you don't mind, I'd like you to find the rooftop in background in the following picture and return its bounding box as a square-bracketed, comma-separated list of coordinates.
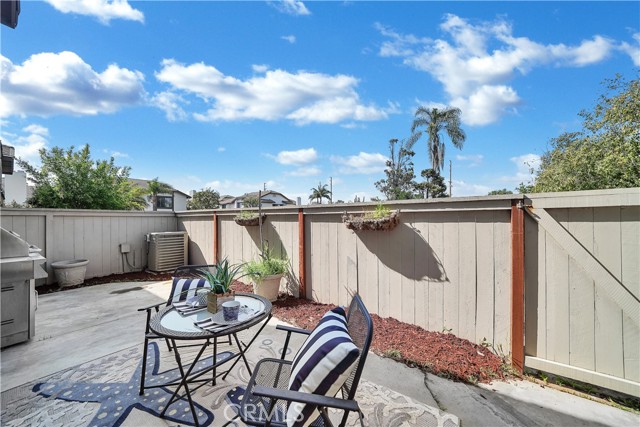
[219, 190, 296, 209]
[130, 178, 191, 212]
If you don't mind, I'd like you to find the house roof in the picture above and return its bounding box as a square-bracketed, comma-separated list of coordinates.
[219, 190, 295, 206]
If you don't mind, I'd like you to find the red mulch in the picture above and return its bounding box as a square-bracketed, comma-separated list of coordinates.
[38, 272, 509, 383]
[264, 295, 508, 383]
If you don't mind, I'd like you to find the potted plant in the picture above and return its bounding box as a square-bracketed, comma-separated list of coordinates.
[342, 203, 400, 231]
[244, 247, 289, 302]
[195, 258, 247, 313]
[234, 210, 266, 226]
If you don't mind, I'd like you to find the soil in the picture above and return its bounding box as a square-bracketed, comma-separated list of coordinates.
[37, 272, 509, 384]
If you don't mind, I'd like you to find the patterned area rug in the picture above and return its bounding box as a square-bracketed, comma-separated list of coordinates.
[1, 326, 459, 427]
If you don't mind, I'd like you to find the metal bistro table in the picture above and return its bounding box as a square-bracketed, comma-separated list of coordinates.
[149, 293, 272, 426]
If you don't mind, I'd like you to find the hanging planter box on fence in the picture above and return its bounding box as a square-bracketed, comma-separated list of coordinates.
[342, 210, 400, 231]
[233, 214, 266, 226]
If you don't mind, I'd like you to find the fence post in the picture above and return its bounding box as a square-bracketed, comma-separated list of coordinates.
[213, 212, 218, 264]
[298, 207, 306, 299]
[511, 199, 525, 373]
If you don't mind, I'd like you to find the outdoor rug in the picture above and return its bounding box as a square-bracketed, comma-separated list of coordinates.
[1, 327, 459, 427]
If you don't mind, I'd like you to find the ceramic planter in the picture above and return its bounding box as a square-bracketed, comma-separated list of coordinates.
[252, 274, 283, 302]
[51, 259, 89, 287]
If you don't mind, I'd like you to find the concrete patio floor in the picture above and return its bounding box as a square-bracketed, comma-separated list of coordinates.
[1, 281, 638, 426]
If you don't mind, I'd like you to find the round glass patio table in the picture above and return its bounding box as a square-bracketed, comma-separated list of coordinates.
[150, 293, 272, 339]
[148, 293, 272, 427]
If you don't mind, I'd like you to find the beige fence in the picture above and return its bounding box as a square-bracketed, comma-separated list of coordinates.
[523, 188, 640, 397]
[3, 188, 639, 396]
[0, 208, 177, 282]
[176, 197, 515, 353]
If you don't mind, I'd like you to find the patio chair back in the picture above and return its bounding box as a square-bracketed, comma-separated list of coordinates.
[340, 294, 374, 402]
[166, 264, 217, 305]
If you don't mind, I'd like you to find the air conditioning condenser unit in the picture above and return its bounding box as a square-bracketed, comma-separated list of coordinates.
[147, 231, 188, 272]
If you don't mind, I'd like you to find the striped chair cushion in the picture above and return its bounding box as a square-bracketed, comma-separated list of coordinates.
[168, 278, 209, 305]
[286, 307, 360, 427]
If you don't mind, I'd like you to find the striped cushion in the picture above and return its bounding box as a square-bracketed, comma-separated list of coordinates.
[168, 278, 209, 305]
[286, 307, 359, 427]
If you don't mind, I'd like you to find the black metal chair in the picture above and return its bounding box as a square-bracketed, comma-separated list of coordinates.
[224, 294, 373, 427]
[138, 264, 218, 395]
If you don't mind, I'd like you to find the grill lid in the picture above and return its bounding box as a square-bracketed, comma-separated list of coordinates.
[1, 227, 30, 258]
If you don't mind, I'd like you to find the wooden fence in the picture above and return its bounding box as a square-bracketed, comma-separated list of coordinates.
[523, 189, 640, 396]
[2, 188, 638, 396]
[177, 197, 515, 356]
[0, 208, 176, 282]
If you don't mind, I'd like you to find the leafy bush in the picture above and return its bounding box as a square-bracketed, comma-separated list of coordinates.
[364, 203, 392, 219]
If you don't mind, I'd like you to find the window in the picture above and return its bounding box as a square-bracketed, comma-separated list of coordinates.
[156, 195, 173, 209]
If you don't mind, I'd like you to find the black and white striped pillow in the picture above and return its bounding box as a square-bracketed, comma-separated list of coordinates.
[168, 278, 209, 305]
[286, 307, 360, 427]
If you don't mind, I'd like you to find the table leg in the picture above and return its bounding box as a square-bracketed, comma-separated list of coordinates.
[213, 336, 217, 386]
[222, 314, 272, 380]
[160, 339, 208, 426]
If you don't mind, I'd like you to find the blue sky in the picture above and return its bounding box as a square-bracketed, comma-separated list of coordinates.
[1, 1, 638, 203]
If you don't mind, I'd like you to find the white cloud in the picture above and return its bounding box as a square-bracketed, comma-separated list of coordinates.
[1, 51, 145, 118]
[252, 64, 269, 73]
[450, 180, 492, 197]
[288, 166, 321, 177]
[104, 150, 129, 159]
[23, 124, 49, 137]
[45, 0, 144, 24]
[217, 147, 226, 153]
[155, 59, 387, 125]
[274, 148, 317, 165]
[456, 154, 484, 167]
[150, 91, 188, 121]
[499, 153, 541, 186]
[331, 152, 387, 175]
[270, 0, 310, 16]
[377, 14, 620, 126]
[282, 35, 296, 44]
[619, 32, 640, 66]
[3, 124, 50, 164]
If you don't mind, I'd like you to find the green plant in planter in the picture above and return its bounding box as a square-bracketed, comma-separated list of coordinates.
[244, 243, 289, 301]
[364, 203, 392, 220]
[197, 257, 247, 294]
[236, 210, 259, 220]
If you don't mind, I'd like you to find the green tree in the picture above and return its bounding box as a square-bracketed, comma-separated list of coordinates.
[488, 189, 514, 195]
[187, 187, 220, 210]
[309, 182, 331, 204]
[243, 195, 259, 207]
[415, 168, 448, 198]
[146, 178, 174, 211]
[16, 145, 146, 210]
[375, 137, 419, 200]
[534, 74, 640, 192]
[411, 106, 466, 175]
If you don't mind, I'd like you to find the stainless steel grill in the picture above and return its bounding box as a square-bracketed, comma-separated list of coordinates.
[1, 227, 47, 348]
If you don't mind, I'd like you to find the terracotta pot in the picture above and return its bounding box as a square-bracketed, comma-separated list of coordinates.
[207, 291, 235, 313]
[252, 274, 283, 302]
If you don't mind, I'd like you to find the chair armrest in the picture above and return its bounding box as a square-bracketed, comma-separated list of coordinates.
[276, 324, 312, 336]
[137, 301, 165, 312]
[252, 385, 360, 413]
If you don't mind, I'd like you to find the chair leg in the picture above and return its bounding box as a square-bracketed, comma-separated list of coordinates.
[165, 338, 173, 352]
[139, 337, 149, 396]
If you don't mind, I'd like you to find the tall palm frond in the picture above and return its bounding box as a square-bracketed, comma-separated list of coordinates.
[411, 106, 466, 174]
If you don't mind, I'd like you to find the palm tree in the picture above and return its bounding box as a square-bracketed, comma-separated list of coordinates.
[411, 106, 466, 175]
[146, 178, 173, 211]
[308, 182, 331, 204]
